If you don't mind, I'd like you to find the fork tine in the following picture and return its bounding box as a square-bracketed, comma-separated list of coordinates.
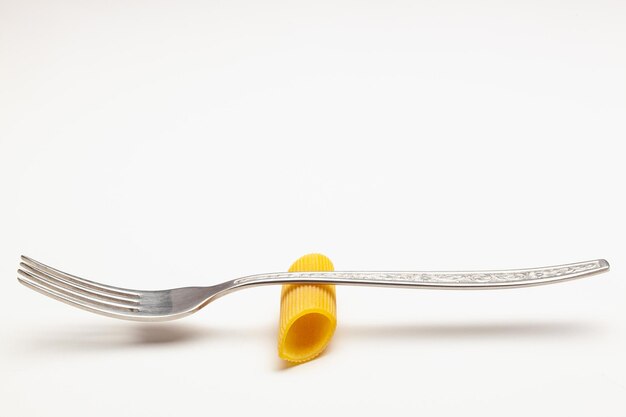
[17, 276, 138, 319]
[19, 263, 140, 306]
[21, 255, 140, 299]
[18, 269, 139, 312]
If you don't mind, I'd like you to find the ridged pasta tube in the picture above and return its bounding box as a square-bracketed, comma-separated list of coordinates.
[278, 253, 337, 363]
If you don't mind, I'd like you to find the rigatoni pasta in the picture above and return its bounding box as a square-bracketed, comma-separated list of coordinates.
[278, 254, 337, 363]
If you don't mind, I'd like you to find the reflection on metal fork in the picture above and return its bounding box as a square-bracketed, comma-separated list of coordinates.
[17, 255, 610, 322]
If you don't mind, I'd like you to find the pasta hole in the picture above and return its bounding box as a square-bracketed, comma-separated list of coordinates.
[284, 313, 333, 359]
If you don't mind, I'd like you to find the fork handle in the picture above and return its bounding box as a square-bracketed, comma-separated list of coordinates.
[230, 259, 609, 290]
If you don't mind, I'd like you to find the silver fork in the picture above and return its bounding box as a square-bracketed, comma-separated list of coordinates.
[17, 256, 610, 322]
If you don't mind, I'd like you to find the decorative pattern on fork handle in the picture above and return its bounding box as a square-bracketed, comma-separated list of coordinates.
[234, 260, 605, 286]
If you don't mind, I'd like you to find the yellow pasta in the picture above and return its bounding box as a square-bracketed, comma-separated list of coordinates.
[278, 253, 337, 363]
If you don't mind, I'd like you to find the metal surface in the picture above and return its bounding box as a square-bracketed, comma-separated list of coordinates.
[17, 256, 610, 322]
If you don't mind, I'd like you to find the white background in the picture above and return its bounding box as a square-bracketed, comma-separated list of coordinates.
[1, 1, 625, 415]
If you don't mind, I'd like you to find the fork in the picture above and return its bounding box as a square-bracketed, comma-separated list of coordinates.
[17, 256, 610, 322]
